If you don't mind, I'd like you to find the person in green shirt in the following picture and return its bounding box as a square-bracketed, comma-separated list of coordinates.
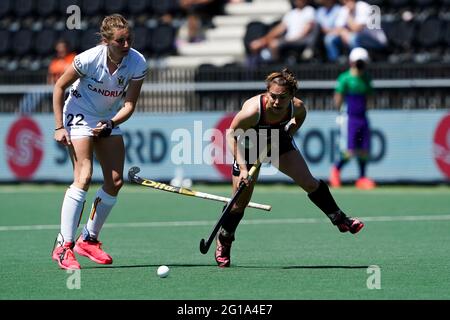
[329, 47, 376, 190]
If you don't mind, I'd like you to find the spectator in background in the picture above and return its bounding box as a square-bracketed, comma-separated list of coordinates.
[179, 0, 226, 43]
[47, 39, 76, 84]
[18, 39, 76, 114]
[329, 47, 376, 190]
[324, 0, 387, 62]
[249, 0, 316, 64]
[315, 0, 341, 60]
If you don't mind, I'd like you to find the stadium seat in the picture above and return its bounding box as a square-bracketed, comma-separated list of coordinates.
[365, 0, 384, 5]
[416, 17, 443, 49]
[36, 0, 57, 17]
[19, 55, 34, 70]
[0, 30, 11, 55]
[81, 0, 103, 17]
[389, 0, 410, 8]
[443, 20, 450, 47]
[34, 29, 58, 56]
[384, 19, 416, 50]
[0, 56, 10, 70]
[104, 0, 127, 14]
[243, 21, 269, 55]
[0, 0, 12, 17]
[12, 0, 34, 17]
[128, 0, 149, 15]
[218, 63, 242, 81]
[149, 24, 176, 56]
[195, 63, 218, 82]
[443, 20, 450, 62]
[148, 0, 178, 16]
[59, 29, 82, 53]
[132, 26, 150, 53]
[413, 0, 435, 7]
[11, 29, 34, 56]
[80, 28, 100, 51]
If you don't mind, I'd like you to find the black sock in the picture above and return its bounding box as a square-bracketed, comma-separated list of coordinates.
[221, 208, 244, 237]
[308, 180, 345, 224]
[336, 158, 349, 170]
[357, 157, 367, 178]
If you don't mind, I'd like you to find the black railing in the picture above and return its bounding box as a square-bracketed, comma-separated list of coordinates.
[1, 63, 450, 84]
[0, 63, 449, 113]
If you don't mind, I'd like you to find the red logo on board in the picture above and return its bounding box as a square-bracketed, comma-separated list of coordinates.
[211, 113, 236, 180]
[433, 114, 450, 179]
[6, 117, 44, 179]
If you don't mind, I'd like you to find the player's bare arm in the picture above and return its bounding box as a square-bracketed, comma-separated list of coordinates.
[285, 98, 307, 136]
[250, 22, 286, 51]
[113, 78, 144, 125]
[52, 65, 80, 146]
[334, 92, 343, 109]
[92, 78, 144, 136]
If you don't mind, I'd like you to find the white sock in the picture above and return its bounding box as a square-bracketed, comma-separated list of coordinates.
[60, 185, 87, 243]
[86, 188, 117, 239]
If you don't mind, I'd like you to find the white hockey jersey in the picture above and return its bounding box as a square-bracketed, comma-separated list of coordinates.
[64, 45, 148, 118]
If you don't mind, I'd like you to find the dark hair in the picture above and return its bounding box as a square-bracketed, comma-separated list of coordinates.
[265, 68, 298, 95]
[355, 60, 366, 70]
[55, 38, 71, 49]
[290, 0, 308, 8]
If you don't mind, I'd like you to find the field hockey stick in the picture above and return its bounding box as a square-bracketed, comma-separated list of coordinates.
[128, 167, 271, 211]
[199, 145, 268, 254]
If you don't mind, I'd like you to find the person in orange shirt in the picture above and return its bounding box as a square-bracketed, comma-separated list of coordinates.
[47, 39, 77, 84]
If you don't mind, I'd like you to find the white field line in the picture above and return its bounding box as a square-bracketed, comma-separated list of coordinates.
[1, 215, 450, 232]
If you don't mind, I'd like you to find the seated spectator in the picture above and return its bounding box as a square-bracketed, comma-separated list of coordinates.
[179, 0, 226, 43]
[249, 0, 317, 64]
[315, 0, 341, 59]
[47, 39, 76, 84]
[324, 0, 387, 62]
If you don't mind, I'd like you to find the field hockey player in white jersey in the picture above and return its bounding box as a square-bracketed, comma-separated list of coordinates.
[51, 14, 147, 270]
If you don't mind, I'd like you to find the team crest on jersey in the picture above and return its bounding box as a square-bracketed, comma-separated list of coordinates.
[117, 76, 125, 87]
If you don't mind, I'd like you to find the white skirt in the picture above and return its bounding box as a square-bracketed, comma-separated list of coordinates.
[63, 104, 122, 140]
